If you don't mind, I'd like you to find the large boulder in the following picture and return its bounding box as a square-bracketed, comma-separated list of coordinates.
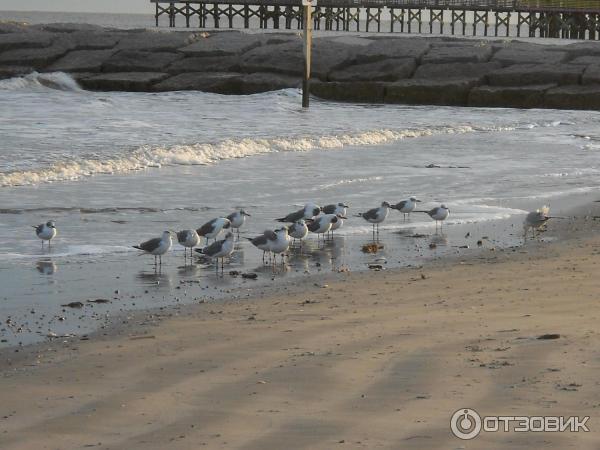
[232, 72, 300, 94]
[47, 49, 118, 73]
[414, 61, 501, 81]
[420, 42, 493, 64]
[178, 31, 263, 56]
[63, 31, 122, 50]
[153, 72, 242, 92]
[0, 31, 55, 51]
[167, 55, 241, 74]
[487, 64, 583, 86]
[561, 42, 600, 59]
[239, 40, 303, 76]
[80, 72, 168, 91]
[0, 41, 72, 69]
[0, 66, 33, 79]
[544, 85, 600, 110]
[102, 50, 183, 72]
[582, 65, 600, 85]
[569, 56, 600, 66]
[354, 37, 431, 63]
[0, 22, 31, 33]
[311, 81, 386, 103]
[385, 78, 479, 106]
[31, 23, 105, 33]
[116, 30, 200, 52]
[468, 84, 556, 108]
[311, 38, 358, 80]
[328, 58, 416, 82]
[492, 47, 568, 66]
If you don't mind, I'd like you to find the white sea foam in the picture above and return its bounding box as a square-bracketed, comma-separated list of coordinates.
[0, 124, 514, 187]
[0, 71, 82, 92]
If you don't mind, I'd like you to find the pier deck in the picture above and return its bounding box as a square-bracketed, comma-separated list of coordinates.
[151, 0, 600, 39]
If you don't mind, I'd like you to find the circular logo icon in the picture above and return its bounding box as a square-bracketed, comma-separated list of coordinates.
[450, 408, 482, 440]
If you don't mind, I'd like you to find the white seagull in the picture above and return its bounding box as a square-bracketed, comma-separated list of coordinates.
[176, 229, 200, 258]
[246, 230, 278, 263]
[523, 205, 550, 239]
[195, 231, 235, 274]
[196, 217, 231, 244]
[418, 204, 450, 231]
[391, 197, 420, 220]
[359, 202, 390, 235]
[268, 227, 291, 264]
[133, 230, 174, 267]
[288, 219, 309, 246]
[322, 202, 348, 216]
[276, 203, 321, 223]
[308, 213, 340, 242]
[33, 221, 57, 247]
[226, 209, 251, 237]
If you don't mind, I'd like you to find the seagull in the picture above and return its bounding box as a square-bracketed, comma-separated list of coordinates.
[176, 229, 200, 258]
[329, 213, 346, 237]
[322, 202, 348, 216]
[418, 204, 450, 231]
[246, 229, 278, 263]
[308, 214, 340, 242]
[33, 221, 57, 247]
[195, 232, 235, 274]
[133, 230, 174, 267]
[359, 202, 390, 235]
[226, 209, 251, 237]
[390, 197, 420, 220]
[268, 227, 291, 264]
[196, 217, 231, 244]
[288, 219, 308, 246]
[523, 205, 550, 239]
[276, 203, 321, 223]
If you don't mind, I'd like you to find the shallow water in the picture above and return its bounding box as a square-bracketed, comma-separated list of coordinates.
[1, 72, 599, 346]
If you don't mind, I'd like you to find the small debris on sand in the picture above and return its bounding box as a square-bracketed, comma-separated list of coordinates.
[538, 333, 561, 340]
[362, 243, 383, 253]
[61, 302, 84, 308]
[241, 273, 257, 280]
[87, 299, 110, 304]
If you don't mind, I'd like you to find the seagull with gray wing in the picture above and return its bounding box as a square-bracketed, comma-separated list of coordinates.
[416, 204, 450, 231]
[390, 197, 420, 220]
[33, 221, 57, 248]
[227, 209, 251, 238]
[195, 232, 235, 274]
[197, 217, 231, 244]
[359, 202, 390, 236]
[177, 229, 200, 258]
[133, 230, 175, 268]
[276, 203, 321, 223]
[246, 229, 278, 263]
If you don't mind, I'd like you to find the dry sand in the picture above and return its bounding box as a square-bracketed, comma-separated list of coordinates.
[1, 212, 600, 449]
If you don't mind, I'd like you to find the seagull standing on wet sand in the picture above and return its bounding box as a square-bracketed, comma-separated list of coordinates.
[176, 229, 200, 258]
[268, 227, 291, 265]
[246, 230, 278, 263]
[322, 203, 348, 238]
[33, 221, 57, 248]
[417, 204, 450, 231]
[195, 232, 235, 274]
[391, 197, 420, 220]
[197, 217, 231, 244]
[276, 203, 321, 223]
[288, 219, 309, 247]
[308, 214, 340, 243]
[523, 205, 550, 240]
[359, 202, 390, 236]
[133, 230, 174, 268]
[227, 209, 251, 238]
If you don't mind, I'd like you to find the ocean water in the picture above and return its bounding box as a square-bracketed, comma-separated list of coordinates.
[1, 71, 600, 345]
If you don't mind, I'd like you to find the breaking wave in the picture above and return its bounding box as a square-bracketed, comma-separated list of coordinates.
[0, 71, 82, 92]
[0, 124, 514, 187]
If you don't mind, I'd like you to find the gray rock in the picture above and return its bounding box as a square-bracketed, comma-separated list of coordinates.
[468, 84, 556, 108]
[0, 66, 33, 79]
[0, 22, 31, 34]
[240, 41, 303, 76]
[80, 72, 169, 91]
[582, 65, 600, 85]
[64, 31, 123, 50]
[167, 55, 241, 74]
[311, 81, 386, 103]
[178, 31, 262, 56]
[117, 30, 200, 52]
[385, 78, 480, 106]
[487, 64, 583, 86]
[493, 47, 568, 66]
[562, 42, 600, 58]
[0, 31, 55, 51]
[312, 39, 356, 80]
[103, 50, 184, 72]
[421, 43, 492, 64]
[544, 85, 600, 110]
[0, 41, 72, 69]
[232, 72, 300, 94]
[414, 62, 501, 81]
[355, 38, 431, 63]
[153, 72, 242, 92]
[47, 49, 118, 73]
[569, 56, 600, 65]
[31, 23, 104, 33]
[328, 58, 416, 82]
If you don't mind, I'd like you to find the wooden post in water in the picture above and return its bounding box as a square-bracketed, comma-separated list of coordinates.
[302, 0, 314, 108]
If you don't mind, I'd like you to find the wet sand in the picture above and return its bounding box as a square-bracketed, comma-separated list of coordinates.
[1, 202, 599, 449]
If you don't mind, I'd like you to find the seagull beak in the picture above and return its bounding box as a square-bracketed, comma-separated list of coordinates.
[416, 199, 422, 203]
[339, 216, 347, 220]
[244, 212, 251, 217]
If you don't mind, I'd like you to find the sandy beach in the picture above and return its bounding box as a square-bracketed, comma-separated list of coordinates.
[2, 203, 599, 449]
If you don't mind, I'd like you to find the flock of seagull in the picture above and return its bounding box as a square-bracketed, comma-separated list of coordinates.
[33, 200, 553, 273]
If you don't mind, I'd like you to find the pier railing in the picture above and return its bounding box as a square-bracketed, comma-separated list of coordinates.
[150, 0, 600, 39]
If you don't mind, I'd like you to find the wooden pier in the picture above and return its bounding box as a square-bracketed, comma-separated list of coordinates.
[151, 0, 600, 40]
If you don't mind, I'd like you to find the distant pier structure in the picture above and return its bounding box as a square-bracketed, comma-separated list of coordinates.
[151, 0, 600, 39]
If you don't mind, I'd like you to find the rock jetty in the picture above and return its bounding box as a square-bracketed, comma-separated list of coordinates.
[1, 22, 600, 109]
